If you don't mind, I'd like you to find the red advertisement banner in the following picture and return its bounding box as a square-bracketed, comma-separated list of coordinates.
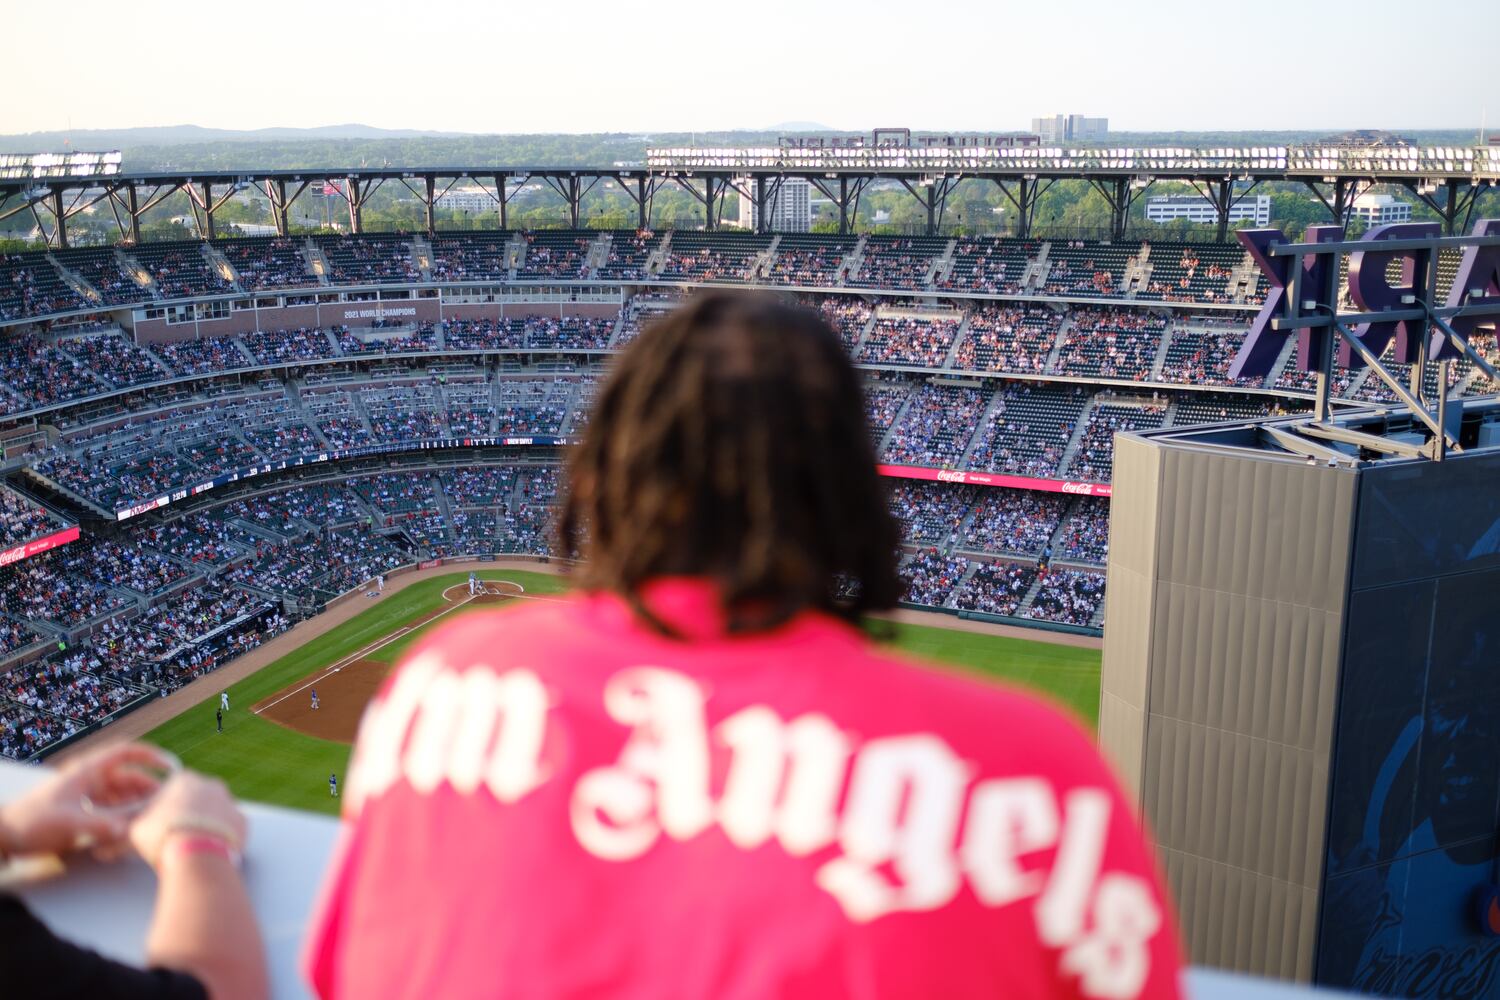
[0, 524, 82, 568]
[876, 464, 1112, 497]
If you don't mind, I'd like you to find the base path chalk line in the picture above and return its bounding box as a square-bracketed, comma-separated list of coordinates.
[254, 590, 481, 715]
[256, 584, 573, 716]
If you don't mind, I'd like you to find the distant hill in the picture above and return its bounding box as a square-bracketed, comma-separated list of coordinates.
[0, 124, 475, 151]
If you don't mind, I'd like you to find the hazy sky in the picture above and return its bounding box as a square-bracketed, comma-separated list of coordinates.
[4, 0, 1493, 135]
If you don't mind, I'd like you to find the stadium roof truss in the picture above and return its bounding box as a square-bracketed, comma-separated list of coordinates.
[0, 143, 1496, 247]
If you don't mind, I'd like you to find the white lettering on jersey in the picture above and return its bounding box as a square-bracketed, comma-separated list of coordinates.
[1037, 788, 1111, 945]
[815, 735, 968, 922]
[1037, 790, 1162, 999]
[354, 660, 1165, 997]
[346, 653, 442, 810]
[1061, 873, 1162, 999]
[961, 777, 1059, 907]
[716, 706, 850, 855]
[346, 654, 550, 811]
[571, 668, 714, 859]
[404, 668, 465, 795]
[481, 669, 551, 801]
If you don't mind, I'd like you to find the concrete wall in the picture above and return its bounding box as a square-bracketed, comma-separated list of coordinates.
[1101, 433, 1358, 982]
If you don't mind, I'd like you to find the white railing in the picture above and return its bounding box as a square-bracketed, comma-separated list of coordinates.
[0, 760, 1344, 999]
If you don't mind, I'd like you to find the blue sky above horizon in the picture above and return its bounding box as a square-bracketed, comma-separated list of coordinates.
[5, 0, 1493, 136]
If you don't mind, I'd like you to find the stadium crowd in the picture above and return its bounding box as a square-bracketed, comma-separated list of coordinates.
[1025, 568, 1107, 627]
[0, 232, 1272, 320]
[0, 449, 1123, 761]
[859, 315, 961, 367]
[0, 489, 57, 549]
[0, 249, 1388, 764]
[953, 561, 1036, 617]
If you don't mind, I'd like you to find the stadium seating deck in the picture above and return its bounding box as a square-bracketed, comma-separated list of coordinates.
[0, 220, 1469, 758]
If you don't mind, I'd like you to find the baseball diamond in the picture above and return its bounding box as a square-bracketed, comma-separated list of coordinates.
[67, 566, 1101, 817]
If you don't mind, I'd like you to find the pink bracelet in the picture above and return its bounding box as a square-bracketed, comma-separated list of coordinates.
[161, 833, 242, 870]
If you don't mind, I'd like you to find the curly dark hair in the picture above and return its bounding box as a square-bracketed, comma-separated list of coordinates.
[559, 291, 903, 634]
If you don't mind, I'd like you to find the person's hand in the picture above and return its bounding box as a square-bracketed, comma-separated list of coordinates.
[0, 742, 174, 860]
[130, 772, 247, 871]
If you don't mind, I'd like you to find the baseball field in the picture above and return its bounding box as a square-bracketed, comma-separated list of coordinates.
[144, 569, 1102, 816]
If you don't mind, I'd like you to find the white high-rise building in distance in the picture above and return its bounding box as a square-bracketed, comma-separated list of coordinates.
[1350, 193, 1413, 226]
[737, 177, 812, 232]
[435, 188, 496, 214]
[1030, 114, 1109, 143]
[1146, 193, 1271, 227]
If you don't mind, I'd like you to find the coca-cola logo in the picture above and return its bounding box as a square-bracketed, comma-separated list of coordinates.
[935, 470, 968, 483]
[1060, 482, 1095, 495]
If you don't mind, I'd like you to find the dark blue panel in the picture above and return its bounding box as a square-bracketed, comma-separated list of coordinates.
[1323, 582, 1433, 880]
[1350, 452, 1500, 589]
[1318, 460, 1500, 997]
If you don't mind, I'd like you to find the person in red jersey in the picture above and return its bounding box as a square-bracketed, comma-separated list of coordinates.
[304, 293, 1183, 1000]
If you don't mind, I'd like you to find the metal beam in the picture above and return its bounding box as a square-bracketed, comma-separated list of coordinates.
[1403, 178, 1483, 236]
[49, 189, 68, 248]
[202, 182, 216, 240]
[1185, 178, 1260, 243]
[495, 175, 510, 229]
[896, 176, 961, 236]
[994, 177, 1052, 238]
[1294, 421, 1429, 459]
[1302, 178, 1374, 228]
[1258, 424, 1354, 464]
[1088, 177, 1151, 241]
[614, 174, 662, 230]
[266, 179, 289, 236]
[1320, 309, 1459, 451]
[128, 183, 141, 244]
[104, 186, 130, 243]
[1426, 309, 1500, 385]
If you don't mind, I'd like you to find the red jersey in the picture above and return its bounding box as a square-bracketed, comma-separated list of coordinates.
[305, 579, 1182, 999]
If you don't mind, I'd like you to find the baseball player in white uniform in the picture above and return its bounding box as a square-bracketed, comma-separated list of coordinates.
[221, 691, 230, 712]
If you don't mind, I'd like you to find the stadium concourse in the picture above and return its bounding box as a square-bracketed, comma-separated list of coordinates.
[0, 229, 1496, 762]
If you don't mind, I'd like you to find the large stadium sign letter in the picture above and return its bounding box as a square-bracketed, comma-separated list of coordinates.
[1231, 225, 1345, 379]
[1343, 222, 1441, 367]
[1436, 218, 1500, 359]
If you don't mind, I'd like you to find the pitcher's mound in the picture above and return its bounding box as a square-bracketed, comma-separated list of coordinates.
[441, 579, 525, 605]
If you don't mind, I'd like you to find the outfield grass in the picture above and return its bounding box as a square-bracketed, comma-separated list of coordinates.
[147, 571, 1100, 815]
[883, 620, 1101, 727]
[145, 571, 568, 815]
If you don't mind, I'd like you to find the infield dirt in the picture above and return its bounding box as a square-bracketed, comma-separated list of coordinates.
[253, 589, 516, 742]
